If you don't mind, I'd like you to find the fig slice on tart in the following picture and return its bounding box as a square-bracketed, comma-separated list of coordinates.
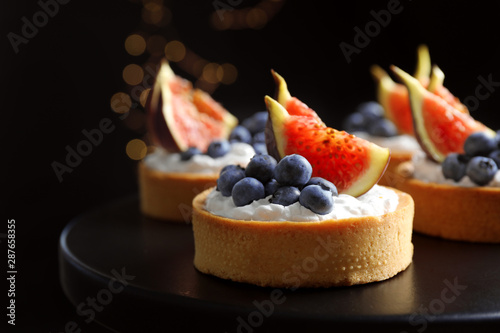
[391, 65, 495, 163]
[146, 60, 237, 153]
[265, 96, 390, 197]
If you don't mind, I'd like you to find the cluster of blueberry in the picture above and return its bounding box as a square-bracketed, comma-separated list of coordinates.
[442, 131, 500, 185]
[229, 111, 269, 154]
[342, 101, 398, 137]
[216, 154, 338, 214]
[180, 111, 269, 161]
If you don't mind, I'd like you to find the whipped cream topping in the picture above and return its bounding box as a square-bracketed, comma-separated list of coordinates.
[353, 132, 422, 153]
[143, 142, 255, 174]
[205, 185, 399, 222]
[412, 151, 500, 187]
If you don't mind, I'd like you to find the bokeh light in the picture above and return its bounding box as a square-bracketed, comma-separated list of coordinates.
[246, 8, 267, 29]
[202, 62, 221, 84]
[110, 92, 132, 114]
[123, 64, 144, 85]
[124, 34, 146, 56]
[219, 63, 238, 84]
[126, 139, 148, 160]
[164, 40, 186, 62]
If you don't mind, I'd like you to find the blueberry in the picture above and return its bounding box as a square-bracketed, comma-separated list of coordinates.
[231, 177, 266, 207]
[356, 101, 384, 123]
[441, 153, 467, 182]
[466, 156, 498, 186]
[274, 154, 313, 187]
[299, 185, 334, 215]
[463, 132, 497, 157]
[217, 165, 246, 196]
[304, 177, 338, 196]
[252, 131, 266, 144]
[241, 111, 268, 134]
[245, 154, 277, 183]
[220, 164, 245, 175]
[271, 186, 300, 206]
[264, 179, 280, 196]
[180, 147, 202, 161]
[489, 150, 500, 168]
[206, 140, 231, 158]
[252, 142, 268, 155]
[229, 125, 252, 144]
[368, 118, 398, 137]
[342, 112, 366, 132]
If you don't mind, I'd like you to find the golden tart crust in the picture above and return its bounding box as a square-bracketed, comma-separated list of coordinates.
[192, 187, 414, 288]
[396, 178, 500, 243]
[138, 161, 217, 222]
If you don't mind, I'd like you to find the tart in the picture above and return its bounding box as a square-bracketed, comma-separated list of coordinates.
[138, 142, 255, 222]
[396, 175, 500, 243]
[389, 65, 500, 243]
[192, 186, 414, 288]
[139, 161, 217, 222]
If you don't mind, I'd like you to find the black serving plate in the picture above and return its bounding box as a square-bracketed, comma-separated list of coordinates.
[59, 195, 500, 333]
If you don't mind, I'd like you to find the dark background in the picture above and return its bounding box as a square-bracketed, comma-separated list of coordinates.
[2, 0, 500, 331]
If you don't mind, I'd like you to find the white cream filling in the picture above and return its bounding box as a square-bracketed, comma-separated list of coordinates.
[353, 132, 422, 153]
[143, 142, 255, 174]
[204, 185, 399, 222]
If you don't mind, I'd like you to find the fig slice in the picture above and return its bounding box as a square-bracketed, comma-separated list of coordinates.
[145, 60, 237, 152]
[265, 95, 390, 197]
[391, 65, 495, 162]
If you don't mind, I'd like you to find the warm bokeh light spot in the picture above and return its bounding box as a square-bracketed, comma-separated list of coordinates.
[219, 63, 238, 84]
[124, 34, 146, 56]
[123, 64, 144, 85]
[110, 92, 132, 114]
[246, 8, 268, 29]
[164, 40, 186, 62]
[126, 139, 148, 160]
[202, 63, 221, 84]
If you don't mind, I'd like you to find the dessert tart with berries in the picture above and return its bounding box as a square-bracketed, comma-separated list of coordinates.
[191, 94, 414, 288]
[140, 60, 266, 222]
[192, 153, 414, 288]
[391, 66, 500, 243]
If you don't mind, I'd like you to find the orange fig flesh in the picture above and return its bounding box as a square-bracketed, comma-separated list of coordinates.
[427, 65, 469, 114]
[265, 96, 390, 197]
[391, 66, 495, 163]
